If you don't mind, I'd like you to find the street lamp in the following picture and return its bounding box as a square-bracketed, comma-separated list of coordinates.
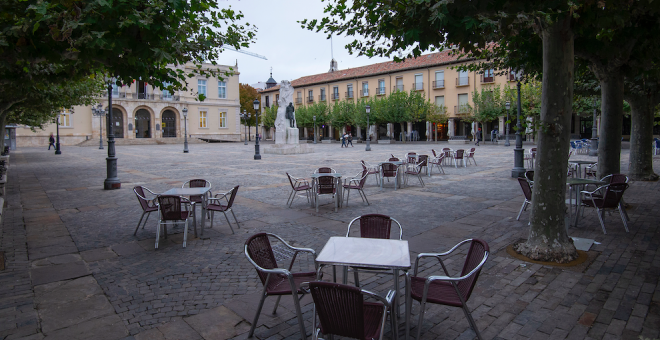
[511, 69, 526, 178]
[91, 103, 105, 149]
[313, 115, 317, 144]
[241, 110, 249, 145]
[183, 107, 189, 153]
[588, 98, 599, 156]
[253, 99, 261, 160]
[104, 78, 120, 190]
[504, 101, 511, 147]
[54, 114, 62, 155]
[365, 105, 372, 151]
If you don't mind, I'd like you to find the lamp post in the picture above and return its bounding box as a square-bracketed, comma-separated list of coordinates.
[505, 101, 511, 147]
[588, 98, 599, 156]
[253, 99, 261, 160]
[365, 105, 372, 151]
[54, 114, 62, 155]
[241, 110, 249, 145]
[182, 107, 189, 153]
[313, 115, 317, 144]
[511, 70, 526, 178]
[91, 103, 105, 149]
[104, 79, 120, 190]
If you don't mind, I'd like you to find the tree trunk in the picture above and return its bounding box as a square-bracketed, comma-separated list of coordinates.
[514, 15, 578, 263]
[627, 92, 659, 180]
[0, 114, 6, 152]
[597, 70, 625, 178]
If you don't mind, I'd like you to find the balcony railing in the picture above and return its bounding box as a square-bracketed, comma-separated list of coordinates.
[481, 75, 494, 83]
[377, 87, 386, 95]
[345, 91, 354, 99]
[132, 93, 155, 100]
[160, 94, 180, 101]
[456, 77, 469, 86]
[509, 71, 518, 82]
[413, 82, 424, 91]
[393, 85, 404, 92]
[432, 80, 445, 89]
[319, 95, 326, 102]
[361, 89, 369, 97]
[112, 92, 127, 99]
[454, 105, 470, 115]
[332, 93, 340, 100]
[295, 97, 303, 104]
[307, 96, 314, 103]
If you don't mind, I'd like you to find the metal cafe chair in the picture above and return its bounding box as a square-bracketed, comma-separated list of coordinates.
[579, 182, 630, 234]
[314, 167, 337, 174]
[205, 185, 241, 233]
[407, 239, 490, 340]
[343, 169, 370, 206]
[453, 149, 466, 168]
[404, 159, 426, 187]
[362, 160, 381, 185]
[286, 173, 312, 208]
[429, 152, 446, 176]
[345, 214, 403, 287]
[302, 281, 395, 340]
[182, 179, 212, 219]
[466, 147, 477, 166]
[155, 195, 192, 249]
[380, 162, 400, 190]
[133, 186, 159, 235]
[244, 233, 317, 339]
[517, 177, 533, 221]
[316, 175, 339, 213]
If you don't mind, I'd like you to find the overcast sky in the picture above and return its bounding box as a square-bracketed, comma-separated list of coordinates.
[214, 0, 392, 87]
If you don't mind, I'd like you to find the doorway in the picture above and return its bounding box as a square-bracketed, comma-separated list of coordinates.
[162, 110, 176, 137]
[135, 109, 151, 138]
[109, 108, 124, 138]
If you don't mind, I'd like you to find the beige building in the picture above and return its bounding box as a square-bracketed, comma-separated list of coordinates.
[16, 63, 242, 147]
[260, 50, 517, 141]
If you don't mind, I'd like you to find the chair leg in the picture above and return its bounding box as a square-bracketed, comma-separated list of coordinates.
[596, 208, 607, 234]
[517, 201, 527, 220]
[290, 288, 307, 340]
[345, 187, 350, 207]
[315, 193, 319, 212]
[210, 211, 215, 229]
[359, 189, 369, 205]
[353, 269, 360, 287]
[222, 211, 235, 234]
[248, 289, 268, 338]
[155, 222, 161, 249]
[619, 207, 630, 232]
[272, 296, 282, 314]
[182, 219, 188, 248]
[461, 304, 484, 340]
[230, 209, 241, 229]
[620, 201, 630, 221]
[288, 189, 296, 208]
[134, 211, 147, 235]
[142, 212, 151, 230]
[416, 299, 428, 340]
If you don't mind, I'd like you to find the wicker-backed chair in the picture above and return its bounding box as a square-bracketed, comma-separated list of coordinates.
[418, 154, 429, 176]
[517, 177, 533, 221]
[525, 170, 534, 185]
[316, 175, 338, 212]
[205, 185, 241, 233]
[380, 162, 400, 190]
[429, 153, 446, 176]
[524, 148, 537, 168]
[345, 214, 403, 287]
[133, 186, 159, 235]
[303, 281, 395, 340]
[315, 167, 336, 174]
[404, 160, 426, 187]
[343, 169, 370, 206]
[407, 239, 490, 340]
[388, 157, 400, 162]
[442, 148, 453, 165]
[182, 179, 211, 219]
[244, 233, 317, 339]
[155, 195, 192, 249]
[584, 162, 598, 178]
[466, 147, 477, 166]
[286, 173, 312, 208]
[453, 149, 466, 168]
[405, 152, 417, 169]
[579, 183, 630, 234]
[361, 160, 380, 185]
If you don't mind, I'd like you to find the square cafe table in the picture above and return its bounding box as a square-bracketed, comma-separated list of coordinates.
[309, 173, 343, 209]
[161, 187, 211, 238]
[316, 236, 411, 339]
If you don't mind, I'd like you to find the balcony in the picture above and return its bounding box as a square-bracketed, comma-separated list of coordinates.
[456, 77, 469, 87]
[295, 97, 303, 105]
[481, 75, 494, 83]
[319, 95, 326, 102]
[132, 93, 155, 100]
[377, 87, 386, 95]
[393, 85, 404, 92]
[454, 105, 470, 115]
[345, 91, 354, 99]
[159, 94, 180, 101]
[361, 89, 369, 97]
[413, 82, 424, 91]
[432, 80, 445, 89]
[332, 93, 340, 100]
[112, 92, 127, 99]
[508, 71, 518, 82]
[307, 96, 314, 103]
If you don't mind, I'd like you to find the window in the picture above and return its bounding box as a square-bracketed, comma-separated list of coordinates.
[378, 79, 385, 95]
[414, 74, 423, 91]
[457, 71, 469, 86]
[219, 110, 227, 128]
[199, 109, 207, 128]
[333, 86, 339, 100]
[509, 69, 519, 81]
[218, 81, 226, 98]
[457, 94, 469, 113]
[296, 91, 302, 104]
[198, 79, 207, 97]
[482, 69, 494, 83]
[276, 94, 280, 104]
[320, 88, 326, 101]
[161, 82, 172, 100]
[265, 95, 270, 108]
[346, 84, 353, 98]
[111, 83, 120, 97]
[395, 77, 404, 91]
[308, 90, 314, 102]
[434, 71, 445, 88]
[435, 96, 445, 107]
[362, 82, 369, 96]
[59, 108, 72, 127]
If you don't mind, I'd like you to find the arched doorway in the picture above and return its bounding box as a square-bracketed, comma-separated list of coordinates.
[162, 110, 177, 138]
[135, 109, 151, 138]
[109, 108, 124, 138]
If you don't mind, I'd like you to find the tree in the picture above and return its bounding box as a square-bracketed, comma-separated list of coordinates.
[261, 105, 278, 129]
[624, 73, 660, 181]
[239, 84, 259, 126]
[330, 100, 355, 129]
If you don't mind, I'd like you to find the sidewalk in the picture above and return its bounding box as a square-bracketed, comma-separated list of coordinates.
[0, 143, 658, 340]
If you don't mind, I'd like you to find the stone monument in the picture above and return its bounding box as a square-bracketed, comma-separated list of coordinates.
[264, 80, 314, 154]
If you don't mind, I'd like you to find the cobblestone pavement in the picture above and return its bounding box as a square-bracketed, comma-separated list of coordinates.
[0, 141, 658, 340]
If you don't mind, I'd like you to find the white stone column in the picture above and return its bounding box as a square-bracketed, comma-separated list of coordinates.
[387, 123, 393, 139]
[407, 121, 413, 141]
[303, 127, 308, 139]
[448, 119, 455, 137]
[356, 125, 362, 139]
[328, 124, 333, 139]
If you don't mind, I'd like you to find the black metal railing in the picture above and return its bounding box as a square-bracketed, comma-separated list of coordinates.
[432, 80, 445, 89]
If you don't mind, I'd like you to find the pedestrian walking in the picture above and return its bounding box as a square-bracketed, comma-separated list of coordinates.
[475, 128, 482, 146]
[341, 133, 346, 148]
[48, 133, 55, 150]
[491, 128, 498, 144]
[348, 133, 354, 147]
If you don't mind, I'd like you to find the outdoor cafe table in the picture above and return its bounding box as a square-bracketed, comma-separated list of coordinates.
[309, 172, 342, 209]
[161, 187, 211, 238]
[569, 160, 597, 179]
[566, 178, 605, 229]
[315, 236, 411, 340]
[378, 161, 405, 190]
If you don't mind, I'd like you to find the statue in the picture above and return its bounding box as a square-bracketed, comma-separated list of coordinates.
[285, 103, 295, 128]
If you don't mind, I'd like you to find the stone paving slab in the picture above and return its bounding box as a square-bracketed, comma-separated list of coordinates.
[0, 143, 658, 340]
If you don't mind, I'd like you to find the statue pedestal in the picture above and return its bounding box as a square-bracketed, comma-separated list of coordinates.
[275, 127, 299, 145]
[263, 144, 315, 155]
